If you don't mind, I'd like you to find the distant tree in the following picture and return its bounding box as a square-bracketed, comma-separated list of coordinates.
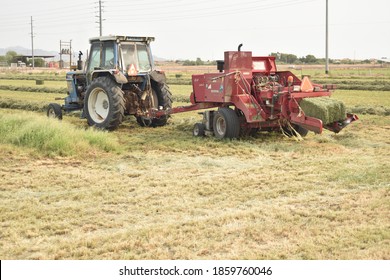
[182, 60, 196, 66]
[27, 58, 45, 67]
[305, 54, 317, 64]
[286, 54, 298, 64]
[5, 51, 18, 64]
[196, 57, 204, 65]
[269, 52, 297, 64]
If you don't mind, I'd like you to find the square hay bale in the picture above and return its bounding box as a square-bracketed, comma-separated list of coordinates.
[299, 97, 346, 124]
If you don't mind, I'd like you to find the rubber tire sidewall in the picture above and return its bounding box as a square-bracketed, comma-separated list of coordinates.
[47, 103, 63, 120]
[152, 83, 172, 126]
[213, 108, 240, 139]
[84, 76, 125, 130]
[193, 123, 205, 137]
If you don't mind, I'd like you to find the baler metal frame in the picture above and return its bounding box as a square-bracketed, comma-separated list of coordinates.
[150, 47, 358, 139]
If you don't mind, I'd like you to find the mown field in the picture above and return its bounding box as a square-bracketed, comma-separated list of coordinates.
[0, 67, 389, 260]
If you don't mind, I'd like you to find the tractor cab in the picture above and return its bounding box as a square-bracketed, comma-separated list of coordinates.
[49, 35, 172, 130]
[86, 36, 155, 85]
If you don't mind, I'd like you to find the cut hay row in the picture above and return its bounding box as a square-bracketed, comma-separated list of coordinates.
[0, 85, 66, 94]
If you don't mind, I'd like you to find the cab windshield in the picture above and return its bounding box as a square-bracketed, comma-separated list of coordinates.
[121, 43, 152, 72]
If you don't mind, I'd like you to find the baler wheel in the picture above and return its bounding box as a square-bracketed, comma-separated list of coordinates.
[213, 108, 240, 139]
[47, 103, 63, 120]
[193, 123, 205, 137]
[84, 77, 125, 130]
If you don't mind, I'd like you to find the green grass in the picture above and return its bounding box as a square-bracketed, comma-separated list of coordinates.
[0, 110, 119, 157]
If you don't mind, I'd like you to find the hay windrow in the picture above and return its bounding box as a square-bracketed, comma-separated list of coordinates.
[300, 97, 346, 124]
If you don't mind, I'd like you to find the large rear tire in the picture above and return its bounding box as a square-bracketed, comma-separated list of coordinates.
[84, 77, 125, 130]
[136, 83, 172, 127]
[213, 107, 240, 139]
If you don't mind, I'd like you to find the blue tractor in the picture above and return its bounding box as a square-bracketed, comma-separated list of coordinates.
[47, 35, 172, 130]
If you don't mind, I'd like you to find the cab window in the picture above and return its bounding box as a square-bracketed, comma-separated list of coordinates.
[121, 43, 152, 72]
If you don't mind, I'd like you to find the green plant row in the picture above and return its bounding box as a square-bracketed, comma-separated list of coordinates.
[0, 99, 46, 112]
[166, 78, 192, 85]
[0, 85, 67, 93]
[0, 75, 64, 81]
[312, 81, 390, 91]
[310, 75, 390, 80]
[2, 96, 389, 119]
[313, 78, 390, 86]
[0, 110, 119, 157]
[347, 105, 390, 116]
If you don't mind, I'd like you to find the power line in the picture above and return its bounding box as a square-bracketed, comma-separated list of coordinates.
[106, 0, 317, 23]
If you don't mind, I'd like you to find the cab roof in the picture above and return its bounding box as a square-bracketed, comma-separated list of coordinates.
[89, 35, 155, 44]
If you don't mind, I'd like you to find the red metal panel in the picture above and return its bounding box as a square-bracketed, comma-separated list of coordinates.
[252, 56, 277, 74]
[290, 113, 323, 134]
[192, 73, 226, 103]
[224, 51, 253, 79]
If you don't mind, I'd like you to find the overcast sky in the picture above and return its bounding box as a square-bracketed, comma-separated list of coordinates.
[0, 0, 389, 60]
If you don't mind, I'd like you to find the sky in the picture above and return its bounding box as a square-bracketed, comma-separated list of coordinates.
[0, 0, 389, 61]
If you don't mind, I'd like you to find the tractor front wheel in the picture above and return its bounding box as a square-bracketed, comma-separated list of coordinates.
[84, 77, 125, 130]
[47, 103, 63, 120]
[213, 107, 240, 139]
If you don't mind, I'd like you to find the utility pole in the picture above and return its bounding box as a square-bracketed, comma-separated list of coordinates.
[325, 0, 329, 74]
[30, 16, 35, 69]
[98, 0, 103, 36]
[69, 40, 72, 68]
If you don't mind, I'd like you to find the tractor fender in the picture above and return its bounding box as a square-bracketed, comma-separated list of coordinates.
[149, 70, 167, 84]
[91, 70, 127, 84]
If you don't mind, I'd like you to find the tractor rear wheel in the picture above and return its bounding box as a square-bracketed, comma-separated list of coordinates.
[213, 107, 240, 139]
[136, 83, 172, 127]
[47, 103, 63, 120]
[84, 77, 125, 130]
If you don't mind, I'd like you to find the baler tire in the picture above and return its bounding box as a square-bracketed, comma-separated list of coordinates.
[84, 77, 125, 131]
[47, 103, 63, 120]
[213, 108, 240, 139]
[193, 123, 205, 137]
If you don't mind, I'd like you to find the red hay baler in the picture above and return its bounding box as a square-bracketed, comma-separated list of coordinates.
[152, 47, 358, 139]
